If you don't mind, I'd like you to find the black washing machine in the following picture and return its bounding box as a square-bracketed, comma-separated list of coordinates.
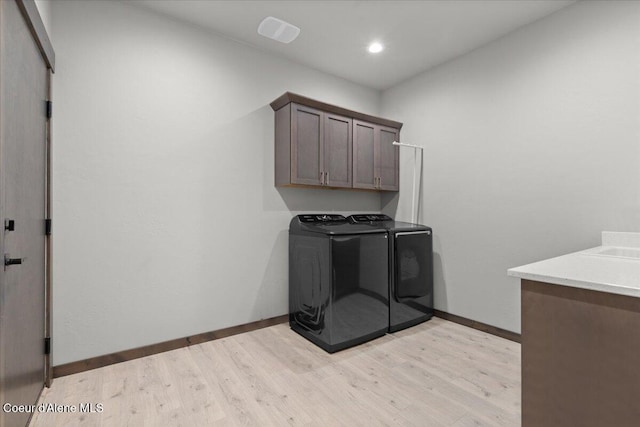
[289, 214, 389, 352]
[348, 214, 433, 332]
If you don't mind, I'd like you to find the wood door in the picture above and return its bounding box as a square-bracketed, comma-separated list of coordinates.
[377, 126, 399, 191]
[0, 1, 49, 426]
[323, 113, 352, 188]
[291, 103, 323, 186]
[352, 120, 376, 189]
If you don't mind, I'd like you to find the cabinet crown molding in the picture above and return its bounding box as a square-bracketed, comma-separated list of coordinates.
[270, 92, 403, 130]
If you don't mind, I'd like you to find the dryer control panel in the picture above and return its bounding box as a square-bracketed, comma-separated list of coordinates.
[348, 214, 393, 223]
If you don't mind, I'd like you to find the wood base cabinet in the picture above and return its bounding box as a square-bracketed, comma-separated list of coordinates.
[272, 92, 401, 192]
[521, 279, 640, 427]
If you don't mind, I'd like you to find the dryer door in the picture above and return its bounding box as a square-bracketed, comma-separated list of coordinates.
[394, 231, 432, 300]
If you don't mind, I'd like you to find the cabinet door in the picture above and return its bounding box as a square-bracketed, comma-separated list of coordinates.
[291, 103, 323, 185]
[324, 113, 352, 188]
[377, 125, 399, 191]
[353, 120, 376, 189]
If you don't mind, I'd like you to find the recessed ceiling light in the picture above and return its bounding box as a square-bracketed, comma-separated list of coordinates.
[258, 16, 300, 44]
[368, 42, 384, 54]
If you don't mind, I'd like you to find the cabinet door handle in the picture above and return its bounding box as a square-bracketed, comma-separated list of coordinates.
[320, 171, 324, 185]
[325, 172, 329, 185]
[378, 177, 382, 188]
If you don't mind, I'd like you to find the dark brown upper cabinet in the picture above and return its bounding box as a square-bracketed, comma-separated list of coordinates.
[353, 120, 399, 191]
[290, 104, 323, 186]
[323, 112, 353, 188]
[291, 104, 352, 188]
[271, 92, 401, 191]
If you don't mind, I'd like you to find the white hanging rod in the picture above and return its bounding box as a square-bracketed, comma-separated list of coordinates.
[392, 141, 423, 150]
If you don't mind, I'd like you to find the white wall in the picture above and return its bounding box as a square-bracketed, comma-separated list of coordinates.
[51, 0, 640, 363]
[50, 0, 382, 365]
[381, 0, 640, 332]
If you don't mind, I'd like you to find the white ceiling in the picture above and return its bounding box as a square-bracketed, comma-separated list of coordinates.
[132, 0, 576, 90]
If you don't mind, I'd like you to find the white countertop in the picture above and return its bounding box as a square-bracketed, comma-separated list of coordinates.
[508, 232, 640, 298]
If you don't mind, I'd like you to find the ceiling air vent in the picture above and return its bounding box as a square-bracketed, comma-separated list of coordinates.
[257, 16, 300, 44]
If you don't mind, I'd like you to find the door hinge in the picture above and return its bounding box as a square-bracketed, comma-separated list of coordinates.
[45, 219, 52, 235]
[44, 337, 51, 355]
[46, 100, 52, 119]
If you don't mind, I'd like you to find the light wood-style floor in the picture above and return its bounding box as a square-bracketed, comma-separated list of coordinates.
[30, 318, 521, 426]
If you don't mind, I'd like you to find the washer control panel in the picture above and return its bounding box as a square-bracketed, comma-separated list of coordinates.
[298, 214, 347, 223]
